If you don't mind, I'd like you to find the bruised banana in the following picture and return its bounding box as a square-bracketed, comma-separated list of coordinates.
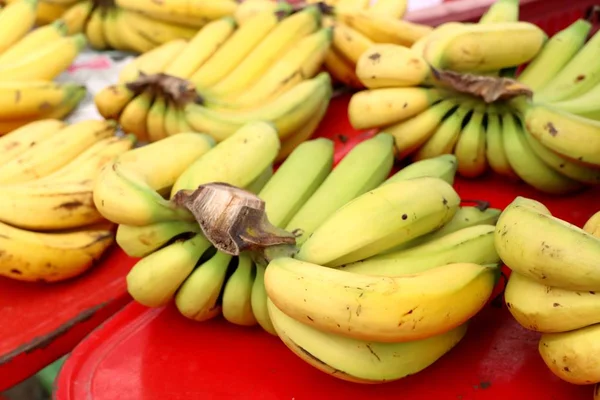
[268, 298, 468, 384]
[265, 257, 496, 342]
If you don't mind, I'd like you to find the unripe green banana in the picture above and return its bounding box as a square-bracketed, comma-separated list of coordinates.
[222, 253, 257, 327]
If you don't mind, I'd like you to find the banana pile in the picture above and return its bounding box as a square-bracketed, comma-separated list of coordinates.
[0, 119, 135, 282]
[93, 119, 504, 383]
[496, 198, 600, 392]
[348, 0, 600, 194]
[0, 0, 87, 133]
[94, 5, 333, 160]
[0, 0, 236, 52]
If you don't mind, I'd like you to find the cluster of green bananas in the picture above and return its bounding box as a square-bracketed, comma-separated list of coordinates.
[1, 0, 237, 52]
[347, 0, 600, 194]
[94, 120, 504, 383]
[93, 4, 333, 160]
[0, 0, 87, 133]
[495, 198, 600, 392]
[0, 119, 136, 282]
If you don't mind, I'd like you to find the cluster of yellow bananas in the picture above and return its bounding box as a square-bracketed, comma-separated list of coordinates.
[94, 120, 503, 383]
[2, 0, 237, 52]
[0, 119, 136, 282]
[347, 0, 600, 194]
[495, 198, 600, 394]
[0, 0, 87, 133]
[93, 4, 333, 160]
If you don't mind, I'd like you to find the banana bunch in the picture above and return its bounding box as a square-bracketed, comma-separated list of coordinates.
[94, 6, 333, 159]
[0, 119, 136, 282]
[497, 197, 600, 391]
[0, 0, 87, 132]
[348, 0, 600, 194]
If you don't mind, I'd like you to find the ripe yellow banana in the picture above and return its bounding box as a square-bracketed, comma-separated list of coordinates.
[268, 298, 467, 384]
[265, 257, 496, 342]
[85, 7, 108, 50]
[505, 271, 600, 333]
[0, 220, 114, 282]
[119, 88, 154, 142]
[322, 47, 363, 89]
[348, 87, 443, 130]
[120, 10, 199, 45]
[117, 39, 188, 83]
[495, 196, 600, 292]
[222, 253, 258, 326]
[175, 249, 232, 320]
[35, 1, 71, 26]
[368, 0, 407, 18]
[0, 0, 38, 54]
[285, 133, 394, 246]
[584, 211, 600, 238]
[340, 224, 499, 276]
[93, 132, 215, 226]
[116, 220, 202, 258]
[145, 95, 169, 142]
[0, 119, 116, 184]
[0, 33, 87, 82]
[296, 176, 460, 267]
[327, 17, 373, 65]
[115, 0, 236, 27]
[170, 121, 280, 196]
[0, 119, 65, 163]
[102, 7, 130, 51]
[61, 0, 93, 35]
[127, 233, 212, 307]
[454, 108, 487, 178]
[383, 154, 458, 186]
[233, 0, 279, 25]
[0, 81, 83, 120]
[94, 84, 135, 120]
[539, 324, 600, 385]
[0, 20, 67, 64]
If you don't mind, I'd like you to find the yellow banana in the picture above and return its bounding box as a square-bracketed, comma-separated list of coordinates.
[384, 154, 458, 186]
[117, 39, 188, 83]
[102, 7, 130, 51]
[322, 47, 363, 89]
[454, 108, 488, 178]
[94, 84, 136, 120]
[115, 0, 236, 27]
[584, 211, 600, 238]
[61, 0, 93, 35]
[0, 20, 67, 64]
[328, 17, 373, 65]
[0, 0, 38, 54]
[119, 88, 154, 142]
[85, 7, 108, 50]
[112, 8, 156, 52]
[0, 119, 65, 164]
[145, 95, 169, 142]
[120, 10, 199, 45]
[116, 220, 202, 258]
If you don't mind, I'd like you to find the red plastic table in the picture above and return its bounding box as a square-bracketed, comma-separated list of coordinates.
[55, 95, 600, 400]
[0, 248, 135, 391]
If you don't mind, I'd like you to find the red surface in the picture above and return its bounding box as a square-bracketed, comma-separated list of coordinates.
[0, 248, 135, 391]
[55, 95, 600, 400]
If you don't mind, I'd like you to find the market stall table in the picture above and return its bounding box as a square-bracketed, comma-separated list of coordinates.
[55, 95, 600, 400]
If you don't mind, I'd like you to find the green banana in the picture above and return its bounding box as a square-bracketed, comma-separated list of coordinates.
[383, 154, 458, 186]
[222, 253, 257, 327]
[116, 220, 202, 258]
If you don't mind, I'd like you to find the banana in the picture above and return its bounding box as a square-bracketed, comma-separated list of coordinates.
[518, 19, 592, 92]
[102, 7, 129, 51]
[341, 225, 499, 276]
[423, 22, 546, 73]
[117, 39, 188, 84]
[539, 324, 600, 385]
[501, 111, 583, 194]
[0, 20, 67, 64]
[284, 133, 394, 246]
[120, 10, 199, 45]
[356, 44, 432, 89]
[0, 220, 114, 282]
[251, 262, 275, 334]
[209, 27, 333, 109]
[185, 72, 332, 142]
[93, 132, 215, 226]
[0, 0, 38, 54]
[535, 28, 600, 102]
[412, 101, 473, 161]
[327, 17, 373, 65]
[94, 84, 136, 120]
[411, 22, 465, 56]
[115, 0, 236, 27]
[454, 108, 487, 178]
[245, 164, 274, 195]
[584, 211, 600, 238]
[336, 0, 370, 8]
[523, 126, 600, 185]
[265, 257, 496, 342]
[485, 107, 517, 178]
[170, 121, 280, 196]
[0, 81, 84, 120]
[119, 88, 154, 142]
[163, 17, 237, 80]
[175, 250, 232, 321]
[268, 298, 467, 384]
[367, 0, 407, 18]
[495, 196, 600, 292]
[522, 103, 600, 167]
[0, 33, 87, 82]
[478, 0, 519, 23]
[127, 233, 212, 307]
[505, 271, 600, 333]
[145, 95, 169, 142]
[384, 98, 458, 159]
[116, 220, 202, 258]
[0, 119, 116, 184]
[113, 10, 156, 53]
[296, 176, 460, 267]
[61, 0, 93, 35]
[348, 87, 443, 130]
[222, 253, 258, 326]
[550, 81, 600, 121]
[233, 0, 278, 25]
[85, 7, 108, 50]
[204, 6, 321, 99]
[189, 6, 292, 89]
[163, 100, 183, 137]
[35, 1, 71, 26]
[384, 154, 458, 186]
[334, 9, 433, 47]
[0, 119, 65, 164]
[322, 47, 363, 89]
